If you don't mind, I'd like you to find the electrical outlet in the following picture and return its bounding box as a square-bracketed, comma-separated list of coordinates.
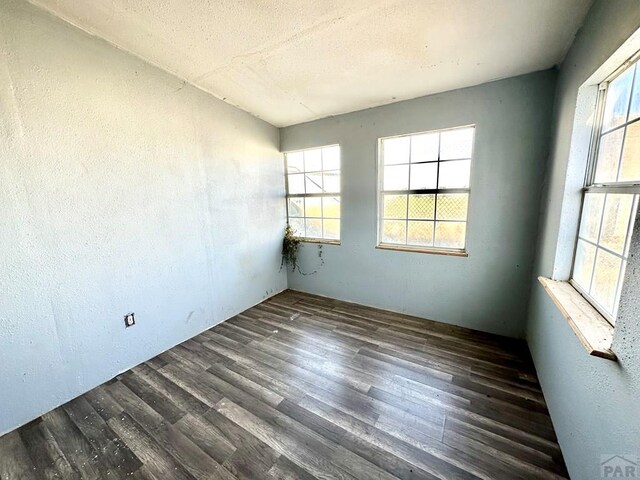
[124, 313, 135, 328]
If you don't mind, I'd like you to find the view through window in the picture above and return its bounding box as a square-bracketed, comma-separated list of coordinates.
[571, 55, 640, 323]
[378, 126, 475, 252]
[285, 145, 341, 241]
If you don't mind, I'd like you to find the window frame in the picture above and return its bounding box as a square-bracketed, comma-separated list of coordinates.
[284, 144, 342, 244]
[376, 125, 475, 255]
[569, 52, 640, 325]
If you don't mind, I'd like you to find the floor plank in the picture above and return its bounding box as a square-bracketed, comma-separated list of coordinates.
[0, 290, 568, 479]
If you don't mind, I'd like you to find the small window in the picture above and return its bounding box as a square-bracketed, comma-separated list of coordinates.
[571, 55, 640, 324]
[377, 126, 475, 253]
[285, 145, 341, 242]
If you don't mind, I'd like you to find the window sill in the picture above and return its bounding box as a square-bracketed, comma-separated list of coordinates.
[300, 238, 341, 246]
[538, 277, 616, 361]
[376, 244, 468, 257]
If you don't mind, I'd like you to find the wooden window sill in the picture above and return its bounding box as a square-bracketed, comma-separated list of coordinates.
[538, 277, 616, 361]
[300, 238, 341, 246]
[376, 244, 468, 257]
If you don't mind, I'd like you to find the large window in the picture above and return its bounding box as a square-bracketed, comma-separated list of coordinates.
[571, 55, 640, 323]
[377, 126, 475, 253]
[285, 145, 341, 242]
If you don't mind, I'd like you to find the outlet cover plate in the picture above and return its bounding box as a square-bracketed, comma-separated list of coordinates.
[124, 313, 135, 328]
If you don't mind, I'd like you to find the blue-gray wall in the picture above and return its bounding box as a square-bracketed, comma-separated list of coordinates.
[0, 0, 286, 436]
[527, 1, 640, 479]
[281, 72, 557, 338]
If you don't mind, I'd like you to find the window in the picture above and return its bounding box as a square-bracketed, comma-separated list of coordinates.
[285, 145, 341, 242]
[377, 126, 475, 253]
[571, 55, 640, 324]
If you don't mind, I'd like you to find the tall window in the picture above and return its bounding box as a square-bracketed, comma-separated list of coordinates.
[571, 55, 640, 323]
[285, 145, 341, 242]
[378, 126, 475, 253]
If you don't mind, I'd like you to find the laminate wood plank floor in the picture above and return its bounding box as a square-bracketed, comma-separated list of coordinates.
[0, 290, 568, 480]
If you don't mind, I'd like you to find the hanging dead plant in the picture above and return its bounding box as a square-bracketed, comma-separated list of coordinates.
[281, 223, 302, 272]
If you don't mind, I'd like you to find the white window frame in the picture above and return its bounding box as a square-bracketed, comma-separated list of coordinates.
[284, 145, 341, 244]
[376, 125, 475, 255]
[570, 52, 640, 325]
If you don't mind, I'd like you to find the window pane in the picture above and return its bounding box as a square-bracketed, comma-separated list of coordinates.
[288, 174, 305, 194]
[594, 128, 624, 183]
[436, 193, 469, 221]
[407, 221, 434, 246]
[323, 219, 340, 240]
[322, 146, 340, 170]
[384, 165, 409, 190]
[383, 136, 410, 165]
[440, 127, 474, 160]
[411, 133, 439, 162]
[578, 193, 605, 242]
[629, 64, 640, 120]
[619, 121, 640, 182]
[378, 127, 473, 251]
[305, 197, 322, 218]
[289, 218, 305, 237]
[409, 163, 437, 190]
[602, 65, 634, 132]
[438, 160, 471, 189]
[305, 173, 323, 193]
[382, 220, 406, 244]
[599, 194, 634, 254]
[322, 196, 341, 218]
[323, 170, 340, 193]
[383, 194, 407, 219]
[304, 149, 322, 172]
[305, 218, 322, 238]
[573, 239, 597, 291]
[408, 194, 435, 219]
[435, 221, 466, 249]
[286, 145, 340, 241]
[591, 249, 622, 313]
[287, 152, 304, 173]
[288, 197, 304, 217]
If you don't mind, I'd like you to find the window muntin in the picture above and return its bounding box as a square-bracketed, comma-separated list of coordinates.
[285, 145, 341, 241]
[571, 56, 640, 323]
[378, 126, 475, 252]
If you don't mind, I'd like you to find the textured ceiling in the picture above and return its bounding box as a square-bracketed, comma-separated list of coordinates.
[30, 0, 593, 127]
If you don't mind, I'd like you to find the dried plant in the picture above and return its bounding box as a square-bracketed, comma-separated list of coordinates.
[281, 224, 302, 272]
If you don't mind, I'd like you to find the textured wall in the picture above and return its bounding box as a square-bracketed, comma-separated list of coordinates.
[281, 71, 556, 338]
[0, 0, 286, 435]
[527, 1, 640, 478]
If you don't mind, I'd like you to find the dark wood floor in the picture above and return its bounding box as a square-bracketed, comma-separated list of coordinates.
[0, 290, 568, 480]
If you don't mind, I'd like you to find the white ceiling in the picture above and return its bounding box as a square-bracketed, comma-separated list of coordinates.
[30, 0, 593, 127]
